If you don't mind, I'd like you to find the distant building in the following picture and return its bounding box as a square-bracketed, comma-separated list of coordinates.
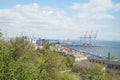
[36, 39, 59, 45]
[47, 39, 59, 45]
[105, 60, 120, 73]
[36, 38, 43, 45]
[88, 58, 120, 73]
[73, 55, 88, 62]
[23, 36, 60, 46]
[89, 58, 105, 65]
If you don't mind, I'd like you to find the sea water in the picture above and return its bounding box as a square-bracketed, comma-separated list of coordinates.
[62, 41, 120, 58]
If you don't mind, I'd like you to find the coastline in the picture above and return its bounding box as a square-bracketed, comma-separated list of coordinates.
[60, 41, 120, 58]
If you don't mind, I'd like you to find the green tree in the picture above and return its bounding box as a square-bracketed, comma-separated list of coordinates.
[42, 49, 62, 79]
[62, 55, 74, 70]
[108, 52, 111, 60]
[72, 61, 92, 75]
[60, 73, 74, 80]
[106, 71, 120, 80]
[0, 37, 39, 80]
[0, 30, 2, 38]
[111, 54, 116, 59]
[10, 37, 35, 59]
[43, 43, 50, 50]
[90, 64, 108, 80]
[0, 41, 15, 80]
[94, 75, 108, 80]
[0, 36, 75, 80]
[90, 64, 104, 76]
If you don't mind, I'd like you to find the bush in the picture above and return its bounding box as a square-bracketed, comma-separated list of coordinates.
[60, 73, 74, 80]
[72, 61, 92, 74]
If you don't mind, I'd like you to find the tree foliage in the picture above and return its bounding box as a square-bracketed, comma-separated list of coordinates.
[108, 52, 111, 60]
[72, 61, 109, 80]
[0, 36, 74, 80]
[106, 71, 120, 80]
[0, 30, 2, 38]
[10, 37, 35, 59]
[90, 64, 104, 76]
[61, 55, 74, 70]
[72, 61, 92, 74]
[0, 41, 15, 79]
[94, 75, 108, 80]
[60, 73, 74, 80]
[2, 36, 119, 80]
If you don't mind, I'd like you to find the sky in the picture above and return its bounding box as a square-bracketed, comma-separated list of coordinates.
[0, 0, 120, 41]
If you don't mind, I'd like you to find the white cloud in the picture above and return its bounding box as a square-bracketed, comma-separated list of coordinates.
[0, 3, 76, 39]
[92, 13, 115, 19]
[70, 0, 115, 21]
[0, 0, 120, 41]
[114, 3, 120, 11]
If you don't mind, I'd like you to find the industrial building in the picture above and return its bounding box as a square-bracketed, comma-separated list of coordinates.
[23, 36, 59, 46]
[105, 60, 120, 73]
[89, 58, 120, 73]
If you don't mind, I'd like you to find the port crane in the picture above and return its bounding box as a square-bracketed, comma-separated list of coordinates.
[80, 30, 98, 46]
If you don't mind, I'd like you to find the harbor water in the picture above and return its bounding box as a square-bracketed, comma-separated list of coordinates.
[62, 41, 120, 58]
